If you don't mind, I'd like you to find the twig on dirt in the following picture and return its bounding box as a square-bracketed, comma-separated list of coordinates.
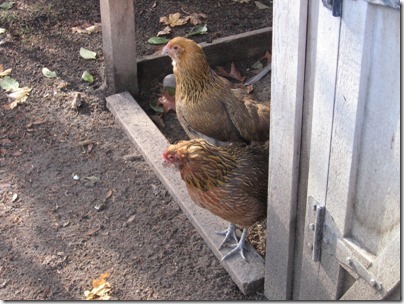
[180, 7, 191, 15]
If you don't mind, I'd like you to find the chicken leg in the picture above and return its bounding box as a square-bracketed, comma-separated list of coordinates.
[216, 223, 239, 249]
[220, 227, 248, 261]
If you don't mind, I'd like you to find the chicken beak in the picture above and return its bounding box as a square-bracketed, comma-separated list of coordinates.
[162, 44, 169, 56]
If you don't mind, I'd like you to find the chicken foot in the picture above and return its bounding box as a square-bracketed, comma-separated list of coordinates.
[220, 228, 248, 261]
[216, 223, 238, 249]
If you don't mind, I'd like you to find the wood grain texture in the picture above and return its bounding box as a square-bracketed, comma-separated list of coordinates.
[264, 0, 307, 300]
[100, 0, 138, 95]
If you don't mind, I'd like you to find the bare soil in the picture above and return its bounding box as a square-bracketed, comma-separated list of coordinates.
[0, 0, 271, 300]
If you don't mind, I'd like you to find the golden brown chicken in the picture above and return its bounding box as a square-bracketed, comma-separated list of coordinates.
[162, 37, 270, 146]
[163, 139, 268, 260]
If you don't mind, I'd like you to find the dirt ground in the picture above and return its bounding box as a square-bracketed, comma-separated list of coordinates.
[0, 0, 271, 300]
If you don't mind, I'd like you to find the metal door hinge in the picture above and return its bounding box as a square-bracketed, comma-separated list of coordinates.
[322, 0, 343, 17]
[309, 196, 326, 262]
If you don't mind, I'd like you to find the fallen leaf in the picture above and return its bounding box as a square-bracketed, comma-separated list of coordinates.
[81, 70, 94, 83]
[86, 227, 100, 236]
[11, 193, 18, 202]
[0, 76, 19, 92]
[156, 93, 176, 113]
[126, 214, 136, 223]
[84, 272, 111, 300]
[157, 26, 172, 36]
[187, 12, 208, 25]
[79, 47, 97, 60]
[87, 143, 94, 153]
[0, 2, 15, 10]
[71, 22, 101, 34]
[42, 67, 57, 78]
[147, 36, 169, 45]
[159, 13, 188, 27]
[150, 114, 166, 129]
[105, 189, 113, 199]
[245, 84, 254, 93]
[152, 2, 157, 8]
[0, 28, 5, 34]
[12, 151, 22, 156]
[84, 23, 101, 34]
[255, 1, 270, 9]
[251, 60, 263, 70]
[215, 62, 245, 82]
[25, 119, 46, 128]
[261, 50, 272, 64]
[185, 24, 208, 37]
[0, 66, 12, 77]
[3, 87, 32, 110]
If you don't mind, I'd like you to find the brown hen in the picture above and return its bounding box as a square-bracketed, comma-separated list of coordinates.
[163, 139, 268, 260]
[162, 37, 270, 146]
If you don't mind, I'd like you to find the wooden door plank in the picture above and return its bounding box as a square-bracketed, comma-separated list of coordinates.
[319, 0, 372, 299]
[298, 2, 341, 299]
[264, 0, 308, 299]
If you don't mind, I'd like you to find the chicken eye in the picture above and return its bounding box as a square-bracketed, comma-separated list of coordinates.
[173, 45, 179, 50]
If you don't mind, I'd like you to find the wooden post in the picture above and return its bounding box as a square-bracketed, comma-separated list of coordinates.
[265, 0, 307, 300]
[100, 0, 138, 96]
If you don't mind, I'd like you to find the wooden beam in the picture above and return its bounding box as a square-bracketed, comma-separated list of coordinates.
[137, 27, 272, 90]
[265, 0, 307, 300]
[100, 0, 138, 96]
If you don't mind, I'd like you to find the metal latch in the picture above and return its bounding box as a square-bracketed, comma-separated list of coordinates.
[322, 0, 343, 17]
[312, 203, 325, 262]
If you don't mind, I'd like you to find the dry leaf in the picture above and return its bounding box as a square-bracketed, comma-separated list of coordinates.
[157, 26, 172, 36]
[87, 143, 94, 153]
[245, 84, 254, 93]
[105, 189, 113, 199]
[126, 214, 136, 223]
[26, 119, 46, 128]
[188, 13, 208, 25]
[261, 50, 272, 64]
[71, 22, 101, 34]
[156, 93, 176, 113]
[160, 13, 188, 27]
[84, 272, 111, 300]
[86, 227, 100, 236]
[0, 65, 12, 77]
[215, 62, 245, 82]
[3, 87, 32, 110]
[150, 114, 166, 129]
[12, 150, 22, 157]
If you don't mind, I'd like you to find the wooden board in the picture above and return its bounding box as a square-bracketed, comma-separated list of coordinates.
[264, 0, 307, 300]
[137, 27, 272, 89]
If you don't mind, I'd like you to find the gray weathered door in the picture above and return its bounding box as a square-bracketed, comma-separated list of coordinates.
[298, 0, 400, 300]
